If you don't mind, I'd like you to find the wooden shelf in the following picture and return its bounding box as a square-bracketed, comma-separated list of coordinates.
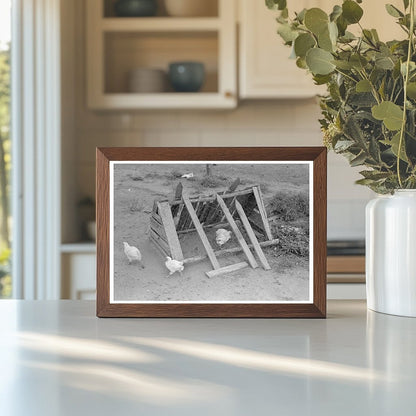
[89, 92, 235, 110]
[86, 0, 237, 109]
[101, 17, 221, 32]
[61, 243, 96, 254]
[327, 256, 365, 274]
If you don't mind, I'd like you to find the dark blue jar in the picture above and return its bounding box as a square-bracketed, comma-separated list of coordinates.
[114, 0, 158, 17]
[168, 62, 205, 92]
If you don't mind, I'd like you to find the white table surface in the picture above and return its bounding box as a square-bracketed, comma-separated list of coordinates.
[0, 300, 415, 416]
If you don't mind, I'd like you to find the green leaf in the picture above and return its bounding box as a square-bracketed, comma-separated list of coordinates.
[318, 27, 334, 52]
[403, 0, 410, 9]
[371, 29, 380, 42]
[304, 8, 329, 35]
[372, 101, 404, 130]
[306, 48, 335, 75]
[294, 33, 316, 58]
[339, 31, 356, 43]
[334, 139, 355, 151]
[296, 8, 307, 23]
[350, 54, 368, 70]
[277, 23, 298, 43]
[342, 0, 364, 24]
[333, 60, 353, 70]
[330, 5, 342, 22]
[336, 15, 348, 36]
[407, 82, 416, 99]
[296, 57, 308, 69]
[350, 152, 367, 167]
[385, 4, 404, 18]
[375, 55, 395, 70]
[382, 132, 409, 162]
[313, 74, 332, 85]
[360, 170, 392, 181]
[266, 0, 287, 11]
[356, 79, 372, 92]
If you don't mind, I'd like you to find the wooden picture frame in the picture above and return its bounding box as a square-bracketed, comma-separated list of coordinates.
[96, 147, 327, 318]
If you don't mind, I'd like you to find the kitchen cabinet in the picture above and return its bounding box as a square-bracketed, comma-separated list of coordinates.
[86, 0, 237, 109]
[61, 245, 96, 300]
[238, 0, 404, 99]
[239, 0, 325, 99]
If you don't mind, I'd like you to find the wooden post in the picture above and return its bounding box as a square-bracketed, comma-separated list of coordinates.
[216, 195, 258, 269]
[253, 186, 273, 240]
[183, 195, 220, 270]
[235, 200, 271, 270]
[157, 201, 184, 261]
[182, 238, 280, 265]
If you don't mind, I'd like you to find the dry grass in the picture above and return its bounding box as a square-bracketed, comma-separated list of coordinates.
[269, 190, 309, 221]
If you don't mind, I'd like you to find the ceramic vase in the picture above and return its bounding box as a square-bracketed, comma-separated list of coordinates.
[366, 190, 416, 317]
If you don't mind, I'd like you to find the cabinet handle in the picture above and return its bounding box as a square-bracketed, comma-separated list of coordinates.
[224, 91, 234, 99]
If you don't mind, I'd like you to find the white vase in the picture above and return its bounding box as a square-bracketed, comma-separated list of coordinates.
[366, 190, 416, 317]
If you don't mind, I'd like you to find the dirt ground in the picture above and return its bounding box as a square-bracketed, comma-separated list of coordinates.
[113, 163, 310, 302]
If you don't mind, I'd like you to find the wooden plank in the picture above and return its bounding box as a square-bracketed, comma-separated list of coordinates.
[216, 195, 258, 269]
[157, 201, 184, 261]
[235, 200, 271, 270]
[177, 220, 236, 235]
[183, 200, 196, 230]
[220, 195, 237, 223]
[177, 208, 189, 231]
[206, 262, 249, 278]
[253, 186, 273, 241]
[205, 180, 241, 224]
[150, 217, 167, 237]
[199, 200, 212, 224]
[170, 187, 253, 206]
[174, 182, 183, 200]
[183, 195, 220, 270]
[149, 229, 170, 250]
[227, 178, 240, 193]
[183, 238, 280, 264]
[171, 183, 183, 217]
[149, 234, 170, 257]
[173, 203, 184, 229]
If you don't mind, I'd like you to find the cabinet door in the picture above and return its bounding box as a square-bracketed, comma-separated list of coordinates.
[239, 0, 326, 99]
[239, 0, 405, 99]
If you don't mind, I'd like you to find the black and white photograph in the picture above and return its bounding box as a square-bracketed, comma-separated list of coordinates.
[109, 161, 313, 304]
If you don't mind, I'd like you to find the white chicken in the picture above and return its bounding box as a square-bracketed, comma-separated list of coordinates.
[181, 172, 194, 179]
[216, 228, 232, 247]
[165, 256, 184, 276]
[123, 242, 145, 268]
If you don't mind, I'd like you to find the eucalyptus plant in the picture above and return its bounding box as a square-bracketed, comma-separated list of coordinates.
[266, 0, 416, 193]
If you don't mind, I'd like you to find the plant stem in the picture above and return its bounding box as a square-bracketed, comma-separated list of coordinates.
[397, 0, 415, 188]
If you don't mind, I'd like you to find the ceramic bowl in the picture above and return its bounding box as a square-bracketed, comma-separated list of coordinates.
[128, 68, 167, 93]
[168, 62, 205, 92]
[164, 0, 217, 17]
[114, 0, 158, 17]
[86, 221, 96, 242]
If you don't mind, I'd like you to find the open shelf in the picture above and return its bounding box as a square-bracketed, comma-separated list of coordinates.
[87, 0, 236, 109]
[103, 0, 219, 18]
[104, 31, 218, 94]
[102, 17, 220, 32]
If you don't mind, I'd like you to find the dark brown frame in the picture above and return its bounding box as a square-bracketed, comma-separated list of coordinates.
[96, 147, 327, 318]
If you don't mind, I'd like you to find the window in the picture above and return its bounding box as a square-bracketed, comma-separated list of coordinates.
[0, 0, 11, 298]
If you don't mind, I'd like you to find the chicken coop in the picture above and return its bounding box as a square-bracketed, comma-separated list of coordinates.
[149, 181, 280, 277]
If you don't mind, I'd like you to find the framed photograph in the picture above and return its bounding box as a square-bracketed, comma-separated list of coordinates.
[96, 147, 327, 318]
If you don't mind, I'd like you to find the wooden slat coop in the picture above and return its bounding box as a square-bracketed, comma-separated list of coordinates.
[149, 180, 280, 277]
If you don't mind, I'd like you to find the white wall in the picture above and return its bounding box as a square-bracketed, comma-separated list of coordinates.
[62, 0, 374, 243]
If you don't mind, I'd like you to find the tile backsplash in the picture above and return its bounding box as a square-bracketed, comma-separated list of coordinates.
[73, 100, 373, 241]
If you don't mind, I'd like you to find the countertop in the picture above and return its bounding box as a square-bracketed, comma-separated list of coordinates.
[0, 300, 415, 415]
